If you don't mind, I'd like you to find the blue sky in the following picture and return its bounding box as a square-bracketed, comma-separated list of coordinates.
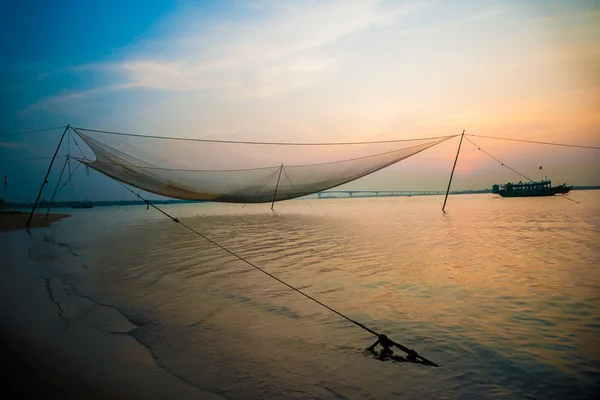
[2, 0, 179, 129]
[1, 0, 599, 203]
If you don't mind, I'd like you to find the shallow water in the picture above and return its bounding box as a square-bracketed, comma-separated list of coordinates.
[38, 192, 600, 399]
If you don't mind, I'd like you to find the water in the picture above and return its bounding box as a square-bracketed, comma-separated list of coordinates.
[36, 192, 600, 399]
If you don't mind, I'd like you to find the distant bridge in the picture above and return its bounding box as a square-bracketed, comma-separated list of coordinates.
[316, 190, 445, 199]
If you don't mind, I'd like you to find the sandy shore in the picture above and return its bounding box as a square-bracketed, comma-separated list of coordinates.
[0, 211, 70, 232]
[0, 229, 225, 399]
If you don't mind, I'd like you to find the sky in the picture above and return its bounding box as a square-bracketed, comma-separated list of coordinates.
[1, 0, 599, 203]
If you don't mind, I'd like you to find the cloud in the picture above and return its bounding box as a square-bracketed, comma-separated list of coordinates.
[121, 0, 431, 98]
[460, 5, 502, 22]
[0, 141, 30, 150]
[19, 84, 134, 116]
[24, 0, 432, 113]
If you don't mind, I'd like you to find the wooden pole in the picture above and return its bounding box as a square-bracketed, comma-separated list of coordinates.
[44, 155, 69, 219]
[271, 164, 284, 211]
[2, 174, 6, 210]
[26, 125, 69, 228]
[442, 130, 465, 212]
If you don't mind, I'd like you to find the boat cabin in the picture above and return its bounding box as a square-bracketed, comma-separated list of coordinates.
[492, 180, 551, 194]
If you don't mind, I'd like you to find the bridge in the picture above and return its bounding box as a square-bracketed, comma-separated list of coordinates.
[316, 190, 444, 199]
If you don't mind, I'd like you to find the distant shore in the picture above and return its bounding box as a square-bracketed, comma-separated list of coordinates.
[3, 186, 598, 210]
[0, 211, 69, 232]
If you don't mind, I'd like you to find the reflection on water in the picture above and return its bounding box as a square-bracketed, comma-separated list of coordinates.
[47, 192, 600, 399]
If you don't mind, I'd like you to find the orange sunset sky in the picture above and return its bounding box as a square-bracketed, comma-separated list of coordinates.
[1, 1, 599, 200]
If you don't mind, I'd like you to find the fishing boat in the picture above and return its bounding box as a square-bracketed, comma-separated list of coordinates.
[492, 180, 572, 197]
[72, 201, 94, 209]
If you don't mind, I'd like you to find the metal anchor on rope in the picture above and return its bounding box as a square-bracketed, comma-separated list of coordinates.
[367, 333, 438, 366]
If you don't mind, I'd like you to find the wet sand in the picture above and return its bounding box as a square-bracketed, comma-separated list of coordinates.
[0, 330, 125, 400]
[0, 229, 225, 400]
[0, 211, 70, 232]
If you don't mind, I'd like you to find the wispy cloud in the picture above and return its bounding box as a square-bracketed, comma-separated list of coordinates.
[0, 141, 30, 150]
[24, 0, 432, 114]
[460, 5, 502, 22]
[19, 84, 133, 116]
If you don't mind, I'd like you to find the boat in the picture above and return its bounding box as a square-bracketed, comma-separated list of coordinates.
[72, 201, 94, 209]
[492, 180, 572, 197]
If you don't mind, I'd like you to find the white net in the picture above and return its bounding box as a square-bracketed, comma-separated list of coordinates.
[72, 128, 453, 203]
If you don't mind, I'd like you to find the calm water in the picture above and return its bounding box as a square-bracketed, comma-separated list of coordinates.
[33, 192, 600, 399]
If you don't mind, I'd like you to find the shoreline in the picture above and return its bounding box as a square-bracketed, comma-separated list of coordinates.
[0, 212, 70, 232]
[0, 228, 225, 399]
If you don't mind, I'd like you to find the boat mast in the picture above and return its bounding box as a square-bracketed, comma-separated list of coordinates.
[442, 130, 465, 212]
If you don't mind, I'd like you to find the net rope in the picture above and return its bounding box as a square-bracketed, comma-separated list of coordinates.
[114, 180, 439, 367]
[464, 136, 533, 182]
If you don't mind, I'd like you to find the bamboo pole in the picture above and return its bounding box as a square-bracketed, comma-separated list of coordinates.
[44, 155, 70, 219]
[271, 164, 284, 211]
[442, 130, 465, 212]
[26, 125, 70, 228]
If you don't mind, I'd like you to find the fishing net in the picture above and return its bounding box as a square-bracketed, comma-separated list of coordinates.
[72, 128, 453, 203]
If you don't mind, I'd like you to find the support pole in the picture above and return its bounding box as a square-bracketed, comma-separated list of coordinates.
[26, 125, 70, 228]
[271, 164, 284, 211]
[442, 130, 465, 212]
[2, 174, 6, 210]
[45, 155, 70, 219]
